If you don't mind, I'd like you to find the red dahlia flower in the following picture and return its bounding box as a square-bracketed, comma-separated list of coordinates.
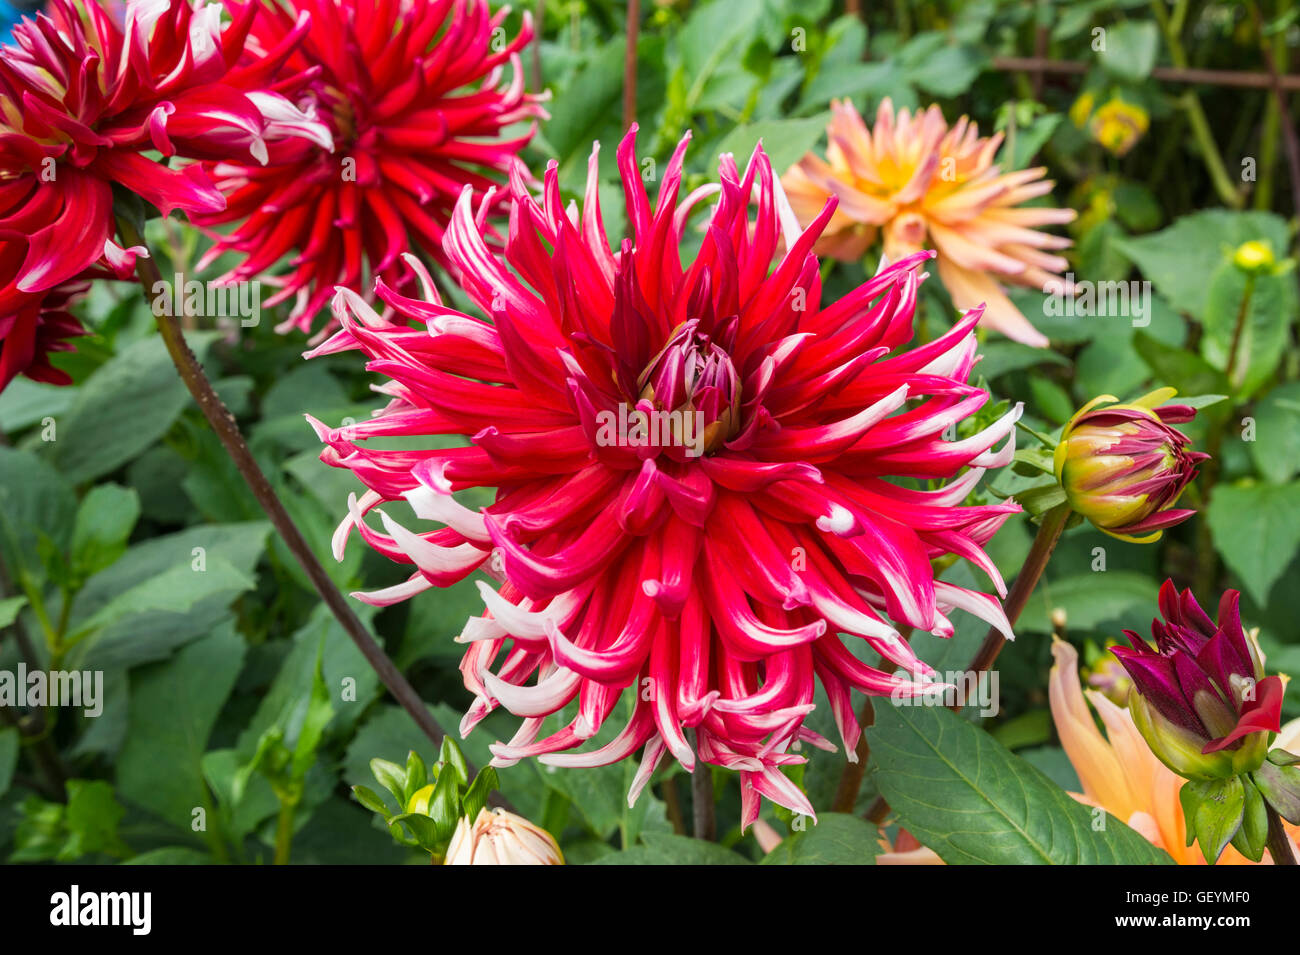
[197, 0, 547, 334]
[0, 0, 330, 389]
[310, 128, 1023, 824]
[1113, 581, 1284, 779]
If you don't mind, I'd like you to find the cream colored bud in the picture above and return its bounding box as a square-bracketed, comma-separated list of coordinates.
[443, 808, 564, 865]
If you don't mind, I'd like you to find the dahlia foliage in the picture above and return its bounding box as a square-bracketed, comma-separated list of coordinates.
[312, 127, 1025, 824]
[783, 99, 1077, 347]
[198, 0, 548, 333]
[0, 0, 329, 389]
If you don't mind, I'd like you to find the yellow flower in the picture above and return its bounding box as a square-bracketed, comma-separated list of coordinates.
[1088, 98, 1149, 156]
[782, 99, 1076, 347]
[1069, 91, 1096, 128]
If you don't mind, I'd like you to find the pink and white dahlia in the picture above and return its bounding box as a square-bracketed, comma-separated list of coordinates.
[311, 128, 1023, 825]
[0, 0, 330, 389]
[197, 0, 547, 334]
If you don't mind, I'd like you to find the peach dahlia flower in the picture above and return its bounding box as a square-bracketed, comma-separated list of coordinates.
[782, 99, 1076, 348]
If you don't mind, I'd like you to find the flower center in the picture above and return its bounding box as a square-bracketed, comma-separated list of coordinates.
[636, 320, 742, 455]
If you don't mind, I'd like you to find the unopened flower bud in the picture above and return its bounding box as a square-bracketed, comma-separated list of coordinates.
[443, 808, 564, 865]
[1054, 388, 1207, 542]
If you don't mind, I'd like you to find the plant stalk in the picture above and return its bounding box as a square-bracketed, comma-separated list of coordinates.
[1266, 804, 1297, 865]
[963, 503, 1071, 679]
[116, 219, 451, 755]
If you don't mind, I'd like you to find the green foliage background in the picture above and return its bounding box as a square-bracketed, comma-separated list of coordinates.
[1, 0, 1298, 864]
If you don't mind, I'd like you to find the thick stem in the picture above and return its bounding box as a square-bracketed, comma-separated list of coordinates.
[690, 731, 715, 841]
[831, 699, 874, 813]
[963, 503, 1071, 679]
[622, 0, 640, 133]
[1266, 804, 1297, 865]
[1225, 274, 1257, 390]
[117, 219, 451, 755]
[273, 798, 296, 866]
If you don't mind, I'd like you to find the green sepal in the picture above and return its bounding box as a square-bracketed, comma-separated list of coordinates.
[1179, 777, 1246, 865]
[352, 784, 392, 819]
[1229, 777, 1269, 862]
[1253, 761, 1300, 824]
[369, 757, 407, 805]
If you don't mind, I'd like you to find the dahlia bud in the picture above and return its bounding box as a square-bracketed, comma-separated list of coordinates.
[1112, 581, 1279, 781]
[1111, 581, 1294, 862]
[1232, 240, 1276, 275]
[444, 808, 564, 866]
[1053, 388, 1207, 542]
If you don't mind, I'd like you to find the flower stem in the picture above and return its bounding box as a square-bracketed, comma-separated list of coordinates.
[116, 219, 451, 755]
[690, 730, 715, 841]
[831, 699, 874, 813]
[273, 797, 297, 865]
[963, 502, 1071, 678]
[1266, 804, 1297, 865]
[622, 0, 639, 132]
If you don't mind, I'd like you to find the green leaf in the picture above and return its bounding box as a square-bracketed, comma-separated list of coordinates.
[462, 767, 498, 823]
[61, 779, 129, 860]
[120, 847, 213, 865]
[711, 114, 831, 180]
[404, 751, 428, 802]
[0, 727, 18, 798]
[65, 555, 254, 647]
[351, 784, 391, 818]
[64, 522, 269, 670]
[1206, 482, 1300, 606]
[428, 769, 462, 845]
[1017, 571, 1159, 634]
[200, 748, 279, 843]
[0, 595, 27, 630]
[439, 736, 469, 790]
[868, 704, 1173, 864]
[759, 813, 881, 864]
[45, 333, 216, 484]
[369, 758, 407, 806]
[1248, 383, 1300, 483]
[235, 602, 379, 754]
[593, 831, 752, 865]
[1180, 777, 1245, 865]
[0, 447, 76, 584]
[1114, 211, 1291, 319]
[70, 484, 140, 579]
[1201, 265, 1297, 398]
[289, 640, 334, 782]
[0, 377, 78, 432]
[116, 624, 247, 831]
[1099, 21, 1159, 81]
[1132, 331, 1231, 406]
[903, 41, 985, 96]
